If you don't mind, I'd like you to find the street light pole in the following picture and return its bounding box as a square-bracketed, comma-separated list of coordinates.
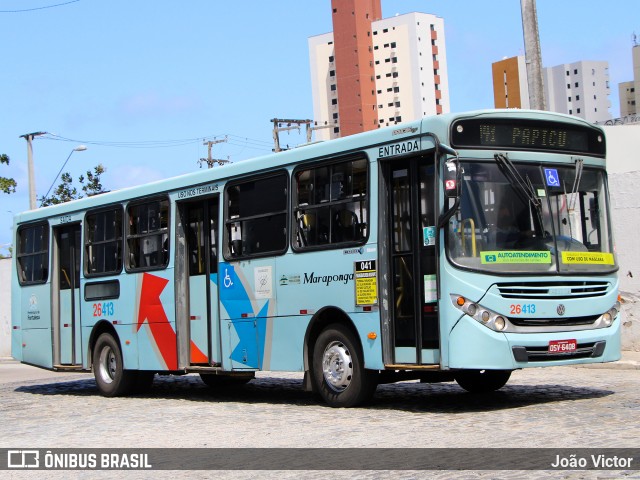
[41, 145, 88, 206]
[19, 131, 48, 210]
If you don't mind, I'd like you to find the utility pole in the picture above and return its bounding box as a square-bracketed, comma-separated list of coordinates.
[19, 131, 47, 210]
[521, 0, 546, 110]
[271, 118, 313, 152]
[199, 136, 230, 168]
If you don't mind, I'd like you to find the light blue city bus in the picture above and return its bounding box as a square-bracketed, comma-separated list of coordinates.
[11, 109, 621, 407]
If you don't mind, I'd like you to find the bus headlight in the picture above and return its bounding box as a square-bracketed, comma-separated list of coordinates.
[601, 301, 621, 327]
[450, 294, 511, 332]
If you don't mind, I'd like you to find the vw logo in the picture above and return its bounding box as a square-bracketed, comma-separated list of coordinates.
[557, 304, 566, 316]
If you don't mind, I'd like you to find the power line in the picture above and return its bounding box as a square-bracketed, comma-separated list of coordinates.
[41, 133, 273, 151]
[0, 0, 80, 13]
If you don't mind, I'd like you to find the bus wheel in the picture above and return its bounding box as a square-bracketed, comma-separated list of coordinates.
[199, 373, 254, 388]
[312, 324, 377, 408]
[92, 333, 135, 397]
[455, 369, 511, 393]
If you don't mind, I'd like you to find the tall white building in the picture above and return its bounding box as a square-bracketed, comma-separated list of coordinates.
[309, 12, 449, 141]
[543, 61, 611, 123]
[618, 44, 640, 117]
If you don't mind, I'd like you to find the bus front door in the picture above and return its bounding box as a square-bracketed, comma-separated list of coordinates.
[385, 156, 439, 365]
[178, 197, 221, 366]
[53, 224, 82, 366]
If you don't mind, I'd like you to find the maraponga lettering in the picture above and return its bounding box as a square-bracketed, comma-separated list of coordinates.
[304, 271, 355, 286]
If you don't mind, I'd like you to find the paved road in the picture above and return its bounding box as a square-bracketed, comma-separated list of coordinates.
[1, 358, 639, 479]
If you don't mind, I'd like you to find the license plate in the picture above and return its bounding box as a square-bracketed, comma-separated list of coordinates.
[548, 339, 577, 353]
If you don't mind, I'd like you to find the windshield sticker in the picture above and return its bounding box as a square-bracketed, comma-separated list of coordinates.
[544, 168, 560, 187]
[561, 251, 615, 265]
[481, 251, 552, 264]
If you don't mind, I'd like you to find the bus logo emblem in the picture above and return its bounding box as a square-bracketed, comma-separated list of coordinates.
[557, 304, 566, 316]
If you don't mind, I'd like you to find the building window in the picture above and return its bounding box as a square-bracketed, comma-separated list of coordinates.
[293, 158, 368, 249]
[574, 69, 578, 74]
[391, 57, 398, 63]
[383, 28, 388, 33]
[395, 101, 401, 107]
[575, 82, 579, 87]
[224, 173, 288, 259]
[331, 99, 337, 105]
[85, 207, 123, 276]
[16, 222, 49, 285]
[329, 70, 335, 77]
[395, 116, 402, 122]
[330, 84, 337, 91]
[567, 84, 571, 89]
[392, 72, 398, 78]
[334, 127, 340, 133]
[390, 42, 396, 48]
[576, 95, 580, 101]
[566, 71, 570, 76]
[577, 108, 581, 113]
[332, 113, 338, 119]
[393, 86, 399, 93]
[329, 55, 334, 62]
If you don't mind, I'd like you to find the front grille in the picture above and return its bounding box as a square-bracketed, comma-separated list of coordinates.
[512, 341, 605, 363]
[496, 281, 610, 299]
[508, 315, 600, 327]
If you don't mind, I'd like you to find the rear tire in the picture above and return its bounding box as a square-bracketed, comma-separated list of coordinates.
[92, 333, 135, 397]
[312, 324, 377, 407]
[455, 369, 511, 393]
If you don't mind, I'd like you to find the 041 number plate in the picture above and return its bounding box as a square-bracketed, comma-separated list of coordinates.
[548, 339, 577, 353]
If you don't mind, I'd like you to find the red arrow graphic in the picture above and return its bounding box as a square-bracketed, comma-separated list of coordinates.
[137, 273, 207, 369]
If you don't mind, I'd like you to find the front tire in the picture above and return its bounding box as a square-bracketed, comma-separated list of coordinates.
[312, 324, 377, 407]
[455, 369, 511, 393]
[92, 333, 135, 397]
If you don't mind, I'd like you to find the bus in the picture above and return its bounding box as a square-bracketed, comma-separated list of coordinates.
[11, 109, 621, 407]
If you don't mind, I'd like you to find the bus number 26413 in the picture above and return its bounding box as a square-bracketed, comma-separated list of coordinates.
[93, 302, 115, 317]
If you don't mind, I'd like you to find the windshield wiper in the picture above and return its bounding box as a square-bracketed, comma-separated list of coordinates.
[494, 153, 545, 235]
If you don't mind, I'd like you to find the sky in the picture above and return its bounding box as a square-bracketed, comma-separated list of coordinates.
[0, 0, 637, 254]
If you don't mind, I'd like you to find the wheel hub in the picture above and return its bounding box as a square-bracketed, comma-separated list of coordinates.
[322, 341, 353, 392]
[98, 346, 116, 384]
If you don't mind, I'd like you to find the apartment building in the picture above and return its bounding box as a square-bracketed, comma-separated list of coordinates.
[309, 8, 449, 140]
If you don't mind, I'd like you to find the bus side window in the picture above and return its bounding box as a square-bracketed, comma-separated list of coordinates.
[126, 198, 169, 271]
[293, 157, 368, 250]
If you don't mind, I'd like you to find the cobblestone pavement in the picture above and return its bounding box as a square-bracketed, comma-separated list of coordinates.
[1, 360, 639, 480]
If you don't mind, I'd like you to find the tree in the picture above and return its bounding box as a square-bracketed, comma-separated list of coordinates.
[1, 153, 17, 194]
[40, 164, 107, 207]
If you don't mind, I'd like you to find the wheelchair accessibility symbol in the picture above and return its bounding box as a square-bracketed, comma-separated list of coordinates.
[544, 168, 560, 187]
[223, 268, 234, 288]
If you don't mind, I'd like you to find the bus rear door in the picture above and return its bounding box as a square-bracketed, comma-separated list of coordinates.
[176, 196, 221, 367]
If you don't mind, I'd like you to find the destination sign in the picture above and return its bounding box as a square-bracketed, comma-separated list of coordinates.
[450, 118, 605, 157]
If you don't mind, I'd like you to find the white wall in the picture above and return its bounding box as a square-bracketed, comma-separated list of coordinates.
[605, 124, 640, 350]
[0, 257, 11, 357]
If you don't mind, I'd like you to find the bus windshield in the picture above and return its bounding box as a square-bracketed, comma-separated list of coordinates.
[446, 158, 616, 274]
